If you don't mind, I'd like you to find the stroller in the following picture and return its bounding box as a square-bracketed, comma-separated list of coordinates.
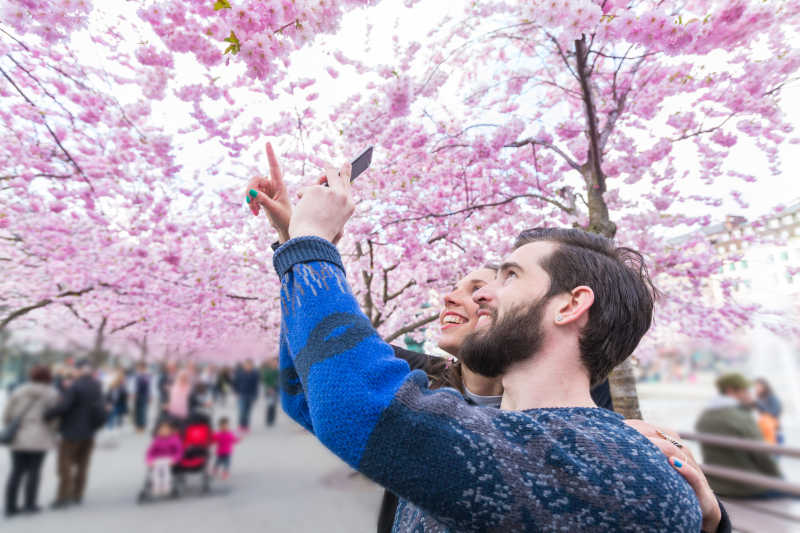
[138, 412, 213, 503]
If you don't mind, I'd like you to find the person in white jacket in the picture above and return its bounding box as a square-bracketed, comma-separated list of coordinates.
[3, 365, 59, 517]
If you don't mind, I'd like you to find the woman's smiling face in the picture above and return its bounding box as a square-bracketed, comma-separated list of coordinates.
[437, 267, 497, 357]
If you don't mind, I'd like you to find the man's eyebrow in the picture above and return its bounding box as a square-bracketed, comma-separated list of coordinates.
[499, 261, 524, 273]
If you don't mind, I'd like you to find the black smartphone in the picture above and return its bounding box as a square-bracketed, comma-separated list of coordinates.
[349, 146, 373, 182]
[326, 146, 373, 186]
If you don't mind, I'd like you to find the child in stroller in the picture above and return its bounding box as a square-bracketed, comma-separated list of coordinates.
[141, 420, 183, 500]
[138, 413, 213, 503]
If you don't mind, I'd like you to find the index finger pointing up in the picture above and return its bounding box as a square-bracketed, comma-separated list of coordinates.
[265, 142, 282, 183]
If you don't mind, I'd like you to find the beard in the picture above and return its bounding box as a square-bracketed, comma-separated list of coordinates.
[459, 297, 549, 378]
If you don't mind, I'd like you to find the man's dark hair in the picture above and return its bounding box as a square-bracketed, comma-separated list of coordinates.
[514, 227, 657, 385]
[29, 365, 52, 384]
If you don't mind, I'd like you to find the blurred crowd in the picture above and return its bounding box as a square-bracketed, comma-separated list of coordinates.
[2, 357, 280, 518]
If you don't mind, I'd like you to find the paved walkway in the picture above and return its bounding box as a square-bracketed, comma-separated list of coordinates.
[0, 399, 383, 533]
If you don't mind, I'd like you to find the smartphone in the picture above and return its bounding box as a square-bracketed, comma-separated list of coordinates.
[326, 146, 373, 185]
[349, 146, 373, 182]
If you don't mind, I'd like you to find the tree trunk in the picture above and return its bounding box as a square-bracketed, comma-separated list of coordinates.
[88, 316, 108, 367]
[607, 358, 641, 419]
[574, 36, 640, 418]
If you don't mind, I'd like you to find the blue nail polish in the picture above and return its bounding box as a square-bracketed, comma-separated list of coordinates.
[674, 460, 683, 468]
[246, 196, 251, 204]
[249, 189, 258, 198]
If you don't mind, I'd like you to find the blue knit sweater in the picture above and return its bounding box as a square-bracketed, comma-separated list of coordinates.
[274, 236, 702, 532]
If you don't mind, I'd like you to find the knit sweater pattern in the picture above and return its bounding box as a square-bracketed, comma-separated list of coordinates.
[273, 236, 702, 533]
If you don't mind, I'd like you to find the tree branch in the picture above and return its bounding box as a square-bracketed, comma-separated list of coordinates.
[505, 137, 582, 172]
[62, 302, 92, 329]
[0, 65, 94, 192]
[0, 287, 94, 331]
[574, 36, 606, 193]
[546, 32, 579, 80]
[671, 112, 738, 142]
[110, 319, 140, 335]
[384, 192, 575, 227]
[384, 312, 440, 343]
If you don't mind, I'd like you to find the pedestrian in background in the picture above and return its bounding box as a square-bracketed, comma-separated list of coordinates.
[260, 360, 279, 427]
[212, 417, 238, 480]
[214, 367, 232, 406]
[157, 362, 176, 408]
[696, 373, 782, 498]
[44, 360, 106, 508]
[3, 366, 59, 517]
[233, 360, 259, 433]
[753, 377, 783, 445]
[165, 370, 192, 425]
[105, 370, 128, 429]
[145, 420, 183, 496]
[133, 363, 151, 433]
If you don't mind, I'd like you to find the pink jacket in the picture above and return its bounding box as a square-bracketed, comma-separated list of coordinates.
[146, 434, 183, 464]
[213, 430, 238, 456]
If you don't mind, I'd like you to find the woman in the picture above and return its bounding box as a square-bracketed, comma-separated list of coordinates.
[105, 370, 129, 429]
[753, 377, 783, 444]
[165, 369, 192, 423]
[3, 365, 59, 517]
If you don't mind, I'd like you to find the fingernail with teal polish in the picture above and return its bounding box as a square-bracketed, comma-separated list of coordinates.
[674, 460, 682, 468]
[246, 196, 251, 204]
[249, 189, 258, 198]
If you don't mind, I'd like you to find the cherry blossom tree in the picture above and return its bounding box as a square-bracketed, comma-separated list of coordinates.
[3, 1, 800, 417]
[252, 0, 800, 415]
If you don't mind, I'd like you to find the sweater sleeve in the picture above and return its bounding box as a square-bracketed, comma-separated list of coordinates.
[275, 249, 434, 435]
[278, 314, 315, 433]
[274, 238, 492, 527]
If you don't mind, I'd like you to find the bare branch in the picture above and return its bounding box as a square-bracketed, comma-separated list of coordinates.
[0, 286, 94, 330]
[671, 112, 738, 142]
[546, 32, 579, 80]
[384, 191, 575, 227]
[505, 137, 582, 172]
[383, 312, 440, 343]
[62, 302, 92, 329]
[0, 65, 94, 192]
[574, 36, 606, 192]
[110, 319, 140, 335]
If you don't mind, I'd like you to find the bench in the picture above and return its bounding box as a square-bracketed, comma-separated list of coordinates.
[679, 432, 800, 532]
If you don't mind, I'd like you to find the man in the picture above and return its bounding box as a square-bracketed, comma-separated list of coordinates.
[157, 361, 175, 408]
[133, 363, 151, 433]
[233, 359, 260, 432]
[248, 162, 703, 531]
[44, 360, 106, 508]
[696, 373, 782, 498]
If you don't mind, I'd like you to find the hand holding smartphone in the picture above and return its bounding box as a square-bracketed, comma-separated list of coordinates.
[323, 146, 373, 186]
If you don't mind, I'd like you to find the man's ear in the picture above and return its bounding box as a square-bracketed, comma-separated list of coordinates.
[554, 286, 594, 326]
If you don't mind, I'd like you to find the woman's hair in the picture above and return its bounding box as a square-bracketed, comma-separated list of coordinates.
[218, 416, 229, 426]
[755, 377, 774, 398]
[423, 357, 465, 393]
[29, 365, 52, 384]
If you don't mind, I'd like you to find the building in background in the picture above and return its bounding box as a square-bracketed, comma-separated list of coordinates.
[705, 199, 800, 313]
[653, 199, 800, 426]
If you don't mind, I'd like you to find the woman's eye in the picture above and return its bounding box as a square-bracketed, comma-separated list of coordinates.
[471, 284, 485, 293]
